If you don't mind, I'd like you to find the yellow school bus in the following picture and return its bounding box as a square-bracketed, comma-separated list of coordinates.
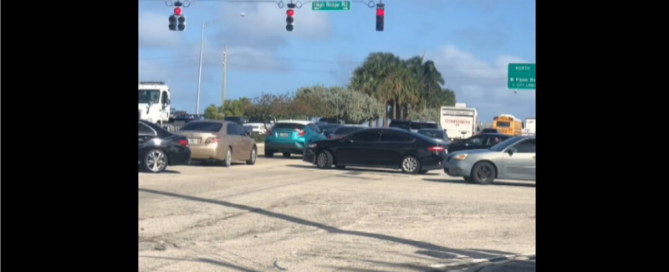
[491, 114, 522, 136]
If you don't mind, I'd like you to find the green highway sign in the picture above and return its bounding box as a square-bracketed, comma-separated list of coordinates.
[312, 1, 351, 11]
[508, 63, 536, 90]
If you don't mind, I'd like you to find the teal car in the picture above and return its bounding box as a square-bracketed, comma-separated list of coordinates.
[265, 120, 327, 158]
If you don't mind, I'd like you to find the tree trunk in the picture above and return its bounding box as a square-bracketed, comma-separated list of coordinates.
[375, 118, 380, 127]
[392, 99, 397, 120]
[400, 104, 405, 120]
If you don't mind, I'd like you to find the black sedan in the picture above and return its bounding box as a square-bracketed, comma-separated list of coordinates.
[447, 133, 511, 153]
[138, 120, 192, 173]
[303, 128, 447, 174]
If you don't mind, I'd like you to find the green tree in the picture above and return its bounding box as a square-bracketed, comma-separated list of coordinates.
[203, 104, 224, 120]
[406, 107, 439, 122]
[222, 98, 253, 117]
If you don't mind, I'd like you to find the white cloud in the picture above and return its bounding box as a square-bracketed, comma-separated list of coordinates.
[425, 44, 536, 121]
[138, 11, 183, 49]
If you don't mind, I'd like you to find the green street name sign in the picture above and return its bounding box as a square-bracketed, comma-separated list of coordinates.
[312, 1, 351, 11]
[508, 63, 536, 90]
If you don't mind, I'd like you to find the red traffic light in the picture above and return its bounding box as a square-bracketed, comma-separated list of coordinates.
[287, 9, 294, 16]
[174, 7, 182, 16]
[376, 9, 384, 16]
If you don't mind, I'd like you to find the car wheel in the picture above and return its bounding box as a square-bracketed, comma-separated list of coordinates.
[470, 162, 496, 184]
[400, 155, 421, 174]
[265, 149, 274, 157]
[222, 148, 232, 167]
[316, 150, 334, 169]
[141, 149, 168, 173]
[282, 152, 291, 158]
[246, 147, 257, 165]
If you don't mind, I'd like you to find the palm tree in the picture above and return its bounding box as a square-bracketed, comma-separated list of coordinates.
[404, 56, 445, 110]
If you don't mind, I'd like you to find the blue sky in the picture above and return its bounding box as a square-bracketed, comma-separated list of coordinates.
[139, 0, 535, 122]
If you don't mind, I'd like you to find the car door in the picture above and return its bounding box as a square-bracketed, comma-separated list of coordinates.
[452, 135, 486, 152]
[225, 123, 243, 160]
[138, 122, 157, 145]
[234, 123, 252, 158]
[377, 131, 414, 166]
[501, 139, 536, 180]
[483, 135, 505, 148]
[335, 130, 380, 165]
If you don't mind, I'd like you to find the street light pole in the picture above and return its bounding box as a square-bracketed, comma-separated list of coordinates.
[195, 23, 205, 115]
[194, 13, 245, 114]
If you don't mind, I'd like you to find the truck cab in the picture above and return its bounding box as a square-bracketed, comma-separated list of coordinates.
[138, 81, 171, 127]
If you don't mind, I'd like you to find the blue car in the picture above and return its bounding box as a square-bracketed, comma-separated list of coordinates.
[265, 120, 327, 158]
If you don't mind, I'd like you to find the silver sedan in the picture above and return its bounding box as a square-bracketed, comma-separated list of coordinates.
[443, 136, 535, 184]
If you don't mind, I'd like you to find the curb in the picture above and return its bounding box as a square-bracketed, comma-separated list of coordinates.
[426, 252, 535, 271]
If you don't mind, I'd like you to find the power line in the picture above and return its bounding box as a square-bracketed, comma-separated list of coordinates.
[139, 62, 507, 79]
[138, 54, 511, 71]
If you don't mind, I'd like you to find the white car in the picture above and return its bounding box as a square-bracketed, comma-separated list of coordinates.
[243, 123, 269, 134]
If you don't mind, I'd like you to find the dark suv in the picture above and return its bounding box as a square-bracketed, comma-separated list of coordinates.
[389, 120, 440, 133]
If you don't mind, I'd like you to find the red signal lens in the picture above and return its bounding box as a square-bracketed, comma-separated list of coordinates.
[174, 7, 182, 16]
[287, 9, 294, 16]
[376, 9, 384, 16]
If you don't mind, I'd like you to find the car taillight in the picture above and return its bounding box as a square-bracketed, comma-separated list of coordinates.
[297, 130, 306, 136]
[428, 146, 445, 152]
[178, 139, 188, 146]
[205, 137, 220, 144]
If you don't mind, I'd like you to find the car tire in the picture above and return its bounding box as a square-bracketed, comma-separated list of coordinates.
[246, 146, 257, 165]
[315, 150, 334, 169]
[265, 149, 274, 157]
[282, 152, 291, 158]
[470, 162, 496, 184]
[222, 148, 232, 167]
[400, 155, 421, 174]
[141, 149, 168, 173]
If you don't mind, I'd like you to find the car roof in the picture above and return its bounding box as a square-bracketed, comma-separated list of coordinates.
[417, 128, 442, 131]
[277, 120, 312, 125]
[479, 133, 509, 137]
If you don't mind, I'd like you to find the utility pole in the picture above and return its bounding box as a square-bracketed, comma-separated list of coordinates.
[221, 45, 228, 114]
[195, 23, 204, 115]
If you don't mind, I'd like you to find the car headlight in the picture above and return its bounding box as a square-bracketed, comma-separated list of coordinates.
[308, 143, 317, 148]
[453, 154, 468, 160]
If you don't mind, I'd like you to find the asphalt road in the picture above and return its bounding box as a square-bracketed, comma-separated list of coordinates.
[139, 154, 536, 272]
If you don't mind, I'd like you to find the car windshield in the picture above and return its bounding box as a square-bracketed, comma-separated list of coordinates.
[489, 137, 525, 151]
[333, 126, 364, 135]
[417, 130, 443, 138]
[410, 123, 438, 130]
[179, 122, 223, 132]
[319, 125, 340, 133]
[139, 90, 160, 104]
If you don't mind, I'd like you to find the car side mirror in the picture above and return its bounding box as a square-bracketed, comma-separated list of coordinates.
[506, 148, 517, 155]
[162, 104, 168, 109]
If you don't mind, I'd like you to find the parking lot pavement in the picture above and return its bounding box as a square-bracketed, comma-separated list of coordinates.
[139, 156, 535, 272]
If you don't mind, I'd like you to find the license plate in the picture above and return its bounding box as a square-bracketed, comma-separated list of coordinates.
[188, 138, 200, 144]
[280, 133, 288, 138]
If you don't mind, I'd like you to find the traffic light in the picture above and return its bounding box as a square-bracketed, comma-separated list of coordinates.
[169, 7, 186, 31]
[376, 3, 385, 31]
[169, 15, 177, 31]
[286, 3, 296, 32]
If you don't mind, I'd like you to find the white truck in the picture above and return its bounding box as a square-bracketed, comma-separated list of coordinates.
[524, 117, 536, 135]
[440, 103, 478, 140]
[138, 81, 171, 127]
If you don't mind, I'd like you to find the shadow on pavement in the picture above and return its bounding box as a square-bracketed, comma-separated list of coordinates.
[423, 178, 535, 188]
[137, 165, 180, 174]
[139, 256, 259, 272]
[138, 188, 512, 260]
[285, 164, 440, 176]
[262, 155, 303, 160]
